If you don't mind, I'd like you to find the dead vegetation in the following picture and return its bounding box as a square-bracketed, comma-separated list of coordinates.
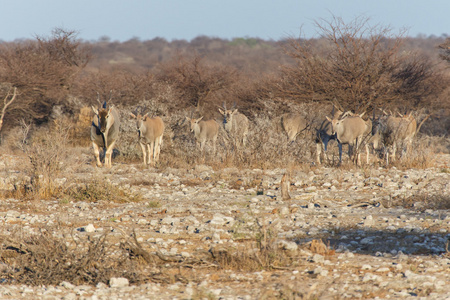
[0, 224, 334, 287]
[0, 18, 448, 295]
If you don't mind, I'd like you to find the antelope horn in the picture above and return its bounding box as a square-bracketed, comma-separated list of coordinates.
[341, 111, 352, 119]
[96, 92, 101, 105]
[331, 98, 344, 113]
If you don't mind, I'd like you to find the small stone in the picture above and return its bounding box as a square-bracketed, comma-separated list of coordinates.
[363, 215, 373, 226]
[280, 207, 290, 215]
[83, 224, 96, 233]
[109, 277, 129, 288]
[312, 254, 324, 263]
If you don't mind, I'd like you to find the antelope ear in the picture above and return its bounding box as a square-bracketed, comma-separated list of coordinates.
[143, 112, 149, 120]
[232, 109, 238, 114]
[325, 116, 332, 122]
[130, 112, 136, 119]
[92, 106, 99, 115]
[196, 116, 204, 122]
[218, 108, 224, 115]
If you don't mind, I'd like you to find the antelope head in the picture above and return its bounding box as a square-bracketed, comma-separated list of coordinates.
[92, 102, 114, 133]
[218, 102, 238, 126]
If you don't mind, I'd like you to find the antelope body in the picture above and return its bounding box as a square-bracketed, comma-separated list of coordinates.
[186, 117, 219, 153]
[218, 103, 249, 147]
[315, 110, 343, 164]
[281, 113, 308, 143]
[325, 115, 371, 165]
[130, 113, 165, 166]
[374, 114, 417, 164]
[91, 102, 120, 168]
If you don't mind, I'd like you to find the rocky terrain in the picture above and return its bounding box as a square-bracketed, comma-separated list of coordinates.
[0, 152, 449, 299]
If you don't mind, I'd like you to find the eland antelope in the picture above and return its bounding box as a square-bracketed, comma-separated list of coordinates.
[315, 109, 343, 164]
[218, 103, 249, 147]
[281, 113, 308, 143]
[325, 114, 371, 165]
[130, 112, 165, 166]
[186, 116, 219, 153]
[91, 101, 120, 168]
[373, 112, 419, 164]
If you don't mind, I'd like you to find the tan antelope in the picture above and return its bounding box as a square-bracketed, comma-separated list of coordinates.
[91, 100, 120, 168]
[218, 102, 249, 147]
[281, 113, 308, 143]
[373, 112, 425, 164]
[325, 114, 371, 165]
[130, 112, 165, 166]
[186, 116, 220, 153]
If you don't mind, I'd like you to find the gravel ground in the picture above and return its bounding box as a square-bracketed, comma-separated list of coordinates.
[0, 152, 449, 299]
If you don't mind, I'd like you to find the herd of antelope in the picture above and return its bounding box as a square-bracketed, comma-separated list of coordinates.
[91, 98, 427, 168]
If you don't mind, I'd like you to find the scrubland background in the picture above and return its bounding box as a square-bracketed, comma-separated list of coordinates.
[0, 18, 449, 171]
[0, 20, 449, 297]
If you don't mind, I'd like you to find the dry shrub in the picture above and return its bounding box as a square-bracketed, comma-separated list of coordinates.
[307, 239, 335, 256]
[14, 119, 72, 199]
[0, 117, 145, 202]
[241, 115, 315, 168]
[391, 193, 450, 211]
[0, 29, 90, 132]
[0, 230, 133, 286]
[211, 220, 301, 272]
[72, 106, 92, 147]
[381, 136, 439, 169]
[66, 178, 144, 203]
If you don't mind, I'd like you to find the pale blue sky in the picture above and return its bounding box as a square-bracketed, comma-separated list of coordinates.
[0, 0, 448, 42]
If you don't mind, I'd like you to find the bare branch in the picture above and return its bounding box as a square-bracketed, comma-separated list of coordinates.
[0, 87, 18, 134]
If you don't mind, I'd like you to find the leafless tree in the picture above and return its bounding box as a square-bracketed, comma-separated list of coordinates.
[276, 16, 444, 113]
[156, 53, 238, 112]
[0, 28, 91, 132]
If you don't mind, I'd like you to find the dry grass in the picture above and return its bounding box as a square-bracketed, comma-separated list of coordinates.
[0, 220, 336, 288]
[65, 178, 145, 203]
[391, 193, 450, 211]
[0, 229, 124, 286]
[0, 118, 144, 203]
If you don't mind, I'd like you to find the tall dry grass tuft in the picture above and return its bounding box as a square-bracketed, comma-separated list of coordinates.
[11, 119, 71, 199]
[375, 136, 440, 169]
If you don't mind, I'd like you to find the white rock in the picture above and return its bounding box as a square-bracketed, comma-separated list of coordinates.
[109, 277, 129, 288]
[363, 215, 373, 226]
[83, 224, 96, 233]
